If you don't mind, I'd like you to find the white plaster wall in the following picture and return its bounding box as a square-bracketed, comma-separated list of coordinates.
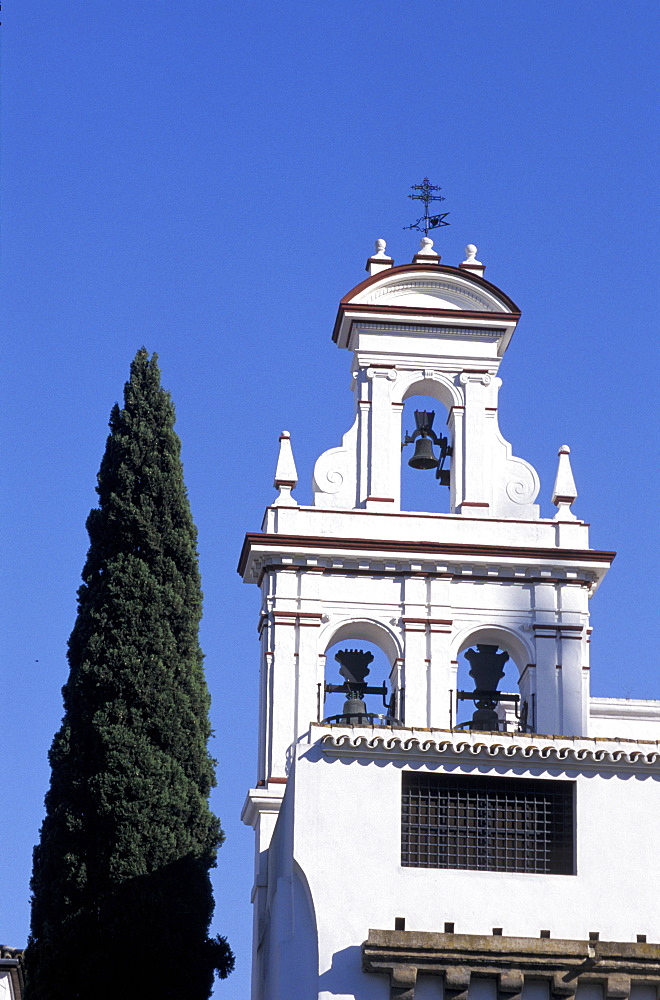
[589, 699, 660, 741]
[280, 740, 659, 999]
[254, 551, 594, 776]
[262, 505, 591, 550]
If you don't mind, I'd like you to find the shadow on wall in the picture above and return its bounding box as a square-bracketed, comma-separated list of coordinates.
[317, 944, 388, 1000]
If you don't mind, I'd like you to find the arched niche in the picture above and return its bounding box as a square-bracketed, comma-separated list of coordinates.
[394, 371, 462, 411]
[318, 618, 402, 722]
[398, 383, 454, 514]
[455, 625, 533, 676]
[289, 861, 319, 995]
[319, 617, 402, 665]
[454, 624, 536, 733]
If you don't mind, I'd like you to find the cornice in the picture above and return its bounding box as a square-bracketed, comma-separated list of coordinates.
[363, 930, 660, 1000]
[240, 786, 285, 829]
[590, 697, 660, 722]
[333, 263, 521, 343]
[237, 531, 615, 580]
[353, 320, 505, 339]
[316, 726, 660, 773]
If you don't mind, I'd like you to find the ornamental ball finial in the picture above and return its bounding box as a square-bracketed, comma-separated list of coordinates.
[375, 238, 387, 254]
[462, 244, 483, 266]
[420, 236, 434, 252]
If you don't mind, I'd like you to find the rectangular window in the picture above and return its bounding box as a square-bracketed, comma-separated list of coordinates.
[401, 772, 574, 875]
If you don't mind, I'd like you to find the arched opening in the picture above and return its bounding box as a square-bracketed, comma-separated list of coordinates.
[454, 627, 534, 733]
[319, 621, 402, 726]
[400, 392, 452, 514]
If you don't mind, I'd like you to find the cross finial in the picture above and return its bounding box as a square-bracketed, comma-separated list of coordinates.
[404, 178, 450, 236]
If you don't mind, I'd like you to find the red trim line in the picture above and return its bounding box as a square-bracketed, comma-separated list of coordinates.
[268, 777, 288, 784]
[336, 304, 519, 346]
[402, 617, 453, 626]
[272, 611, 323, 619]
[533, 623, 584, 632]
[282, 505, 591, 529]
[237, 533, 615, 576]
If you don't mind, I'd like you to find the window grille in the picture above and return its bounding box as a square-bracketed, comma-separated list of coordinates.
[401, 772, 574, 875]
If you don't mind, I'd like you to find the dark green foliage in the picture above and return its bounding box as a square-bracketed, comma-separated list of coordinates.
[26, 350, 233, 999]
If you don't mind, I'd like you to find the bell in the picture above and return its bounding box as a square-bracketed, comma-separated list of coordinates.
[465, 644, 509, 692]
[408, 436, 438, 469]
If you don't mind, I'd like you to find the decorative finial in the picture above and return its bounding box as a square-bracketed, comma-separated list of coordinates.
[459, 243, 486, 276]
[412, 234, 441, 264]
[552, 445, 578, 521]
[366, 238, 394, 275]
[273, 431, 299, 507]
[404, 178, 449, 237]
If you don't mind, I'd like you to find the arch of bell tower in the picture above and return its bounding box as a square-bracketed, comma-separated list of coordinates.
[454, 623, 534, 673]
[397, 371, 462, 409]
[319, 617, 402, 665]
[454, 624, 536, 731]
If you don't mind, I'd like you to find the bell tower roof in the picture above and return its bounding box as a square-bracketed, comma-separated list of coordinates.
[332, 262, 521, 358]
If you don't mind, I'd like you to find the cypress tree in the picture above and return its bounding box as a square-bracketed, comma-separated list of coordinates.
[26, 349, 233, 999]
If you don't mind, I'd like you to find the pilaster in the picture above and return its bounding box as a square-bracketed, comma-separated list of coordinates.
[402, 574, 429, 726]
[458, 371, 495, 512]
[365, 366, 398, 510]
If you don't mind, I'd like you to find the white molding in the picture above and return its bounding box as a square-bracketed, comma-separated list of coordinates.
[590, 697, 660, 721]
[240, 786, 285, 829]
[317, 725, 660, 772]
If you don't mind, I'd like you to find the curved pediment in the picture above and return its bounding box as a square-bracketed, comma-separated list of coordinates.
[347, 264, 517, 315]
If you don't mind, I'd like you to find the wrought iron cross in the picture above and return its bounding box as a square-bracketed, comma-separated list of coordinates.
[404, 177, 450, 236]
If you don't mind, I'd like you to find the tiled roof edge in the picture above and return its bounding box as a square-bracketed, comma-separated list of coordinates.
[318, 729, 660, 769]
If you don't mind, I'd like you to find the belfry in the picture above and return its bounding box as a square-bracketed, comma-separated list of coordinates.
[239, 233, 660, 1000]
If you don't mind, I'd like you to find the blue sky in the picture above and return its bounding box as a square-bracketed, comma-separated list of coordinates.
[2, 3, 658, 996]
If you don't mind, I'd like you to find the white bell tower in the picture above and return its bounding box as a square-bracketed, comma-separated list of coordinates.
[240, 238, 660, 1000]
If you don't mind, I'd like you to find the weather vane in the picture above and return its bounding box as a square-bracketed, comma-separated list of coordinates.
[404, 177, 450, 236]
